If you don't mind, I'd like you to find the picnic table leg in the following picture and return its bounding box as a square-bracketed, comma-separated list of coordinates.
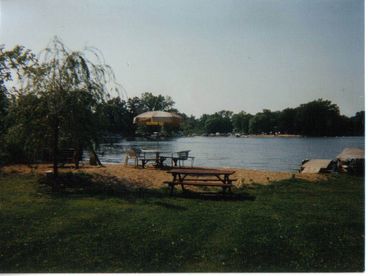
[170, 173, 177, 195]
[222, 186, 227, 196]
[216, 175, 226, 184]
[220, 174, 232, 195]
[227, 176, 232, 193]
[178, 174, 186, 192]
[179, 175, 185, 192]
[170, 184, 174, 196]
[159, 157, 166, 169]
[155, 153, 159, 168]
[172, 159, 178, 167]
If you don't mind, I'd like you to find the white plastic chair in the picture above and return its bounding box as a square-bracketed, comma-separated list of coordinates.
[172, 150, 195, 167]
[124, 148, 143, 167]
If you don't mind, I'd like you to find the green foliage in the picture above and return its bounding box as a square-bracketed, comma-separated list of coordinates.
[200, 111, 233, 134]
[182, 100, 363, 137]
[0, 174, 364, 272]
[350, 111, 364, 136]
[59, 89, 104, 153]
[279, 108, 298, 134]
[97, 92, 179, 137]
[295, 99, 342, 136]
[249, 109, 279, 134]
[12, 37, 121, 174]
[0, 45, 36, 94]
[3, 94, 49, 163]
[140, 92, 175, 112]
[0, 45, 37, 165]
[180, 114, 201, 135]
[97, 97, 133, 135]
[231, 111, 253, 134]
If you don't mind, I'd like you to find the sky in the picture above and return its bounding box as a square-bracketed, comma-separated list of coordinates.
[0, 0, 364, 117]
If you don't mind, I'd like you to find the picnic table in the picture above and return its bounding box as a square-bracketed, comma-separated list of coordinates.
[140, 149, 171, 169]
[165, 168, 236, 195]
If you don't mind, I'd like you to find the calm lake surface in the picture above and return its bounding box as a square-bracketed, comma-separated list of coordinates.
[95, 136, 364, 172]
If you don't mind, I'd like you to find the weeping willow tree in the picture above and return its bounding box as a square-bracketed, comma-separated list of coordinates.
[22, 37, 119, 190]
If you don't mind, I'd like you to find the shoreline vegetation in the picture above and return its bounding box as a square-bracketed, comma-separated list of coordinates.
[0, 163, 364, 272]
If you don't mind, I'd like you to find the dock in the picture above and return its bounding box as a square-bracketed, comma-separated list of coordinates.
[300, 159, 334, 174]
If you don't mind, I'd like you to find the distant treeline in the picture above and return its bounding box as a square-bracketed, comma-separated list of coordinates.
[98, 94, 364, 137]
[186, 100, 364, 137]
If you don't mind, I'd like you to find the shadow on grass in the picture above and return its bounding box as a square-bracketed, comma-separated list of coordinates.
[153, 201, 188, 210]
[38, 172, 255, 202]
[241, 176, 331, 190]
[171, 189, 255, 201]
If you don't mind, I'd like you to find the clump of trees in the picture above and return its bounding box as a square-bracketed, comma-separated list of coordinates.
[97, 92, 178, 137]
[178, 99, 363, 137]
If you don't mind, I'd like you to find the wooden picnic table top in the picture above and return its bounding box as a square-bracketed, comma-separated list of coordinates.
[168, 168, 235, 176]
[140, 149, 171, 154]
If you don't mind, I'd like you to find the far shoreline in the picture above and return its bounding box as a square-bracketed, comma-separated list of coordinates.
[243, 134, 302, 138]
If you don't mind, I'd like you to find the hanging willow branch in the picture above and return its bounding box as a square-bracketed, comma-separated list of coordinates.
[24, 36, 121, 106]
[18, 36, 123, 183]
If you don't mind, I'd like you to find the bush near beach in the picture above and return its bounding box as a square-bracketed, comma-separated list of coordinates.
[0, 171, 363, 272]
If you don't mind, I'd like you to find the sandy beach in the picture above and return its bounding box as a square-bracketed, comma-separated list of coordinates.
[1, 163, 327, 189]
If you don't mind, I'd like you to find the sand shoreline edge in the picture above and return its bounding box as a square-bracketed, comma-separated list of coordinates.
[1, 163, 327, 189]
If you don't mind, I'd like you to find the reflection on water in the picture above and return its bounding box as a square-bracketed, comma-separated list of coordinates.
[93, 136, 364, 172]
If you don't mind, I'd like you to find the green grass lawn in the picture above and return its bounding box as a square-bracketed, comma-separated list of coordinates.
[0, 172, 364, 272]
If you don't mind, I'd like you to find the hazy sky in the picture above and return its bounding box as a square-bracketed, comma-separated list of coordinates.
[0, 0, 364, 117]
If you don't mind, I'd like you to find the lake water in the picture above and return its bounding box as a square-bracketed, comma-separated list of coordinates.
[94, 136, 364, 172]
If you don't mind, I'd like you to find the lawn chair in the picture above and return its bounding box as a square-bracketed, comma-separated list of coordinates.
[124, 148, 143, 167]
[172, 150, 195, 167]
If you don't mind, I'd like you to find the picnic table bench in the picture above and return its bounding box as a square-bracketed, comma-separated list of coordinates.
[140, 149, 170, 169]
[165, 168, 237, 195]
[140, 156, 167, 168]
[125, 149, 168, 169]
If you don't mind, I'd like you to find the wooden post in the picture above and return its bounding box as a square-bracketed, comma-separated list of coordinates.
[51, 117, 60, 192]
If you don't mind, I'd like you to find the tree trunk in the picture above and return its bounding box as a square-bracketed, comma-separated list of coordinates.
[74, 146, 80, 169]
[52, 117, 60, 192]
[89, 147, 103, 167]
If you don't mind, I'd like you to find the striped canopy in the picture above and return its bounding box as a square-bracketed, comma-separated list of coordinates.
[133, 111, 183, 126]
